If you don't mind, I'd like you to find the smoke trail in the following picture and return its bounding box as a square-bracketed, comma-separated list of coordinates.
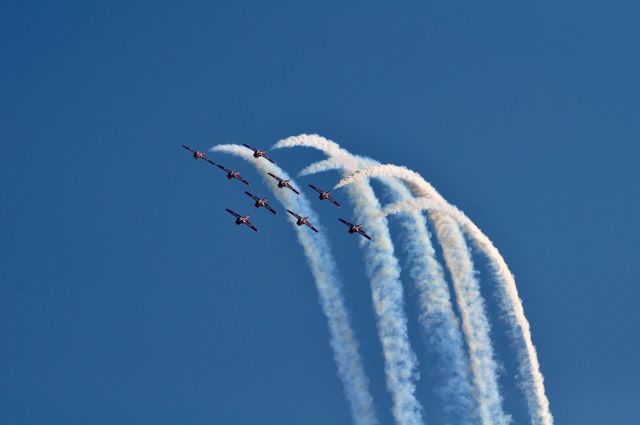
[274, 134, 345, 156]
[377, 181, 479, 425]
[274, 135, 481, 424]
[430, 212, 509, 425]
[337, 165, 553, 425]
[273, 136, 425, 425]
[299, 157, 344, 177]
[210, 144, 378, 425]
[379, 181, 479, 425]
[380, 198, 444, 217]
[335, 166, 509, 425]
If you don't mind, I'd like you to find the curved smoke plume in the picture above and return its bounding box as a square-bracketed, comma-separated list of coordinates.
[210, 144, 378, 425]
[273, 135, 425, 425]
[273, 134, 479, 424]
[295, 143, 509, 425]
[337, 164, 553, 425]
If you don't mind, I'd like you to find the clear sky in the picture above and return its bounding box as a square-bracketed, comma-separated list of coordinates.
[2, 1, 639, 424]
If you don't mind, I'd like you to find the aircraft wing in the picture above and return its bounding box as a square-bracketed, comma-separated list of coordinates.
[262, 154, 275, 164]
[268, 172, 282, 182]
[286, 209, 302, 220]
[242, 143, 257, 152]
[236, 175, 250, 185]
[327, 194, 341, 207]
[286, 183, 300, 195]
[204, 158, 215, 165]
[244, 220, 258, 232]
[339, 218, 355, 227]
[306, 222, 319, 233]
[217, 164, 232, 173]
[357, 229, 372, 240]
[226, 208, 241, 219]
[245, 191, 260, 201]
[308, 184, 322, 194]
[265, 204, 277, 215]
[182, 145, 196, 154]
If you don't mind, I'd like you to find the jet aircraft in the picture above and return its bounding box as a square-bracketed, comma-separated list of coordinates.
[182, 145, 215, 165]
[243, 144, 275, 163]
[244, 191, 277, 215]
[338, 218, 372, 240]
[217, 164, 250, 185]
[226, 209, 258, 232]
[287, 210, 319, 233]
[267, 173, 299, 194]
[308, 184, 341, 207]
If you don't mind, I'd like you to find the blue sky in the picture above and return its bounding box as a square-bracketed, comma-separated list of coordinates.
[2, 1, 639, 424]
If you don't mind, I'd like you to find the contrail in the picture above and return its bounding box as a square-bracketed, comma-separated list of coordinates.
[210, 144, 378, 425]
[337, 164, 553, 425]
[277, 136, 479, 423]
[273, 136, 425, 425]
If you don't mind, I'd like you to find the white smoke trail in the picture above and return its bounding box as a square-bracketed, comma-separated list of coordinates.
[312, 162, 479, 424]
[299, 157, 344, 176]
[274, 133, 345, 156]
[429, 211, 509, 425]
[337, 165, 553, 425]
[274, 135, 482, 424]
[378, 182, 479, 425]
[332, 163, 509, 425]
[379, 198, 444, 217]
[210, 144, 378, 425]
[273, 136, 425, 425]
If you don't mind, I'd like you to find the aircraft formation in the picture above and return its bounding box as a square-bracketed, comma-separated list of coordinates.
[181, 144, 372, 240]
